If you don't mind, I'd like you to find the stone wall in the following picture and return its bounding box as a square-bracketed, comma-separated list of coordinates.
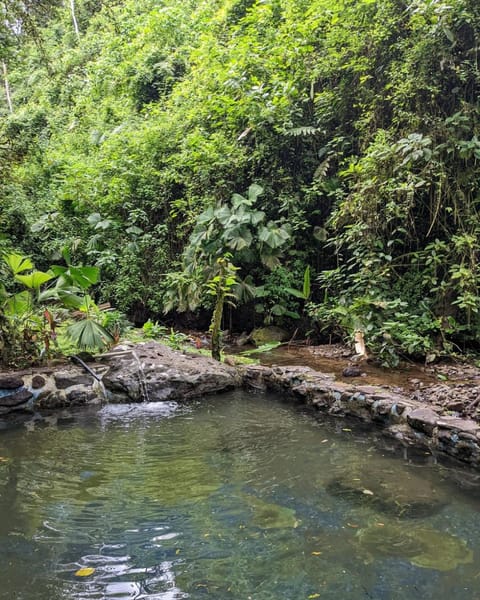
[240, 364, 480, 467]
[2, 343, 480, 468]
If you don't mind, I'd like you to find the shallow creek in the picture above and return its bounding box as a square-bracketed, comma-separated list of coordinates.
[1, 390, 480, 599]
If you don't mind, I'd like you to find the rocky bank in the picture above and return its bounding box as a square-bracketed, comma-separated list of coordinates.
[1, 341, 480, 468]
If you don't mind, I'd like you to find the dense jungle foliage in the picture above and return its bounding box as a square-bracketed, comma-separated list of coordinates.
[1, 0, 480, 365]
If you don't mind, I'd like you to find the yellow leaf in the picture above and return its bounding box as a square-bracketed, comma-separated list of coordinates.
[311, 551, 322, 556]
[175, 549, 181, 555]
[342, 428, 352, 432]
[308, 594, 321, 599]
[75, 567, 95, 577]
[347, 523, 359, 528]
[362, 489, 374, 496]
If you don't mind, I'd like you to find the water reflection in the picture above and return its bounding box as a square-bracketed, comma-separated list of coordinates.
[0, 390, 479, 599]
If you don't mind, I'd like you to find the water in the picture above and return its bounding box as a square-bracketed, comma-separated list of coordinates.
[0, 390, 479, 600]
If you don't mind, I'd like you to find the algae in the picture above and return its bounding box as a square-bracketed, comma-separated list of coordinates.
[356, 522, 473, 571]
[242, 494, 298, 529]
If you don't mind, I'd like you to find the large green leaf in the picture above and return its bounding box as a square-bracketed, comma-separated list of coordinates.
[214, 205, 232, 225]
[4, 291, 31, 316]
[231, 193, 248, 209]
[4, 253, 33, 275]
[258, 224, 291, 249]
[247, 183, 263, 203]
[225, 227, 253, 250]
[15, 271, 54, 290]
[286, 287, 307, 299]
[67, 319, 114, 350]
[50, 265, 99, 290]
[70, 266, 100, 288]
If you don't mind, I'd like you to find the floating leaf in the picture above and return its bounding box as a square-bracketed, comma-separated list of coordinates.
[311, 551, 323, 556]
[362, 489, 374, 496]
[308, 595, 321, 599]
[75, 567, 95, 577]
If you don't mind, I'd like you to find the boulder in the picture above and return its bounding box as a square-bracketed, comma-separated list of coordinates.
[251, 326, 289, 346]
[99, 342, 241, 403]
[0, 375, 24, 389]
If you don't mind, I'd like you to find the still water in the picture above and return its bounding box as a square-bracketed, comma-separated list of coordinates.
[0, 390, 479, 599]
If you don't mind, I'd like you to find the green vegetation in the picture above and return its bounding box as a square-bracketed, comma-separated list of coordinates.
[1, 0, 480, 365]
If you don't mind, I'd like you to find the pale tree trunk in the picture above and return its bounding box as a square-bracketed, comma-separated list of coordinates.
[2, 62, 13, 113]
[69, 0, 80, 38]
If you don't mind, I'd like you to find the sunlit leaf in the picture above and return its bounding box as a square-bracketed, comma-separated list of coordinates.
[75, 567, 95, 577]
[4, 291, 31, 316]
[15, 271, 54, 290]
[4, 253, 33, 275]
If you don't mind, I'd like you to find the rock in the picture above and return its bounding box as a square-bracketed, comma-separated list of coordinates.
[0, 388, 33, 407]
[251, 326, 289, 346]
[407, 408, 439, 436]
[0, 375, 24, 389]
[436, 416, 480, 434]
[446, 401, 465, 412]
[31, 375, 46, 389]
[36, 389, 68, 409]
[66, 386, 98, 405]
[342, 366, 362, 377]
[235, 332, 250, 347]
[326, 459, 447, 518]
[100, 342, 240, 402]
[54, 369, 93, 389]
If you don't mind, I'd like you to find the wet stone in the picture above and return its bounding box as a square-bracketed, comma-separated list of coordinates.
[342, 366, 362, 377]
[31, 375, 46, 389]
[54, 370, 93, 389]
[0, 375, 24, 389]
[0, 388, 33, 407]
[66, 387, 97, 405]
[407, 408, 439, 436]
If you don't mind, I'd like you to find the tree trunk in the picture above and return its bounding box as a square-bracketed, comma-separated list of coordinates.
[70, 0, 80, 38]
[210, 288, 225, 362]
[2, 62, 13, 113]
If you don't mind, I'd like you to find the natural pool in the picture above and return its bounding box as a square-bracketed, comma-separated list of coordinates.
[0, 390, 479, 600]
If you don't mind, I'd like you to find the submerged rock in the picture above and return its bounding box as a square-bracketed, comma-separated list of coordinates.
[325, 457, 448, 519]
[242, 494, 298, 529]
[356, 522, 473, 571]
